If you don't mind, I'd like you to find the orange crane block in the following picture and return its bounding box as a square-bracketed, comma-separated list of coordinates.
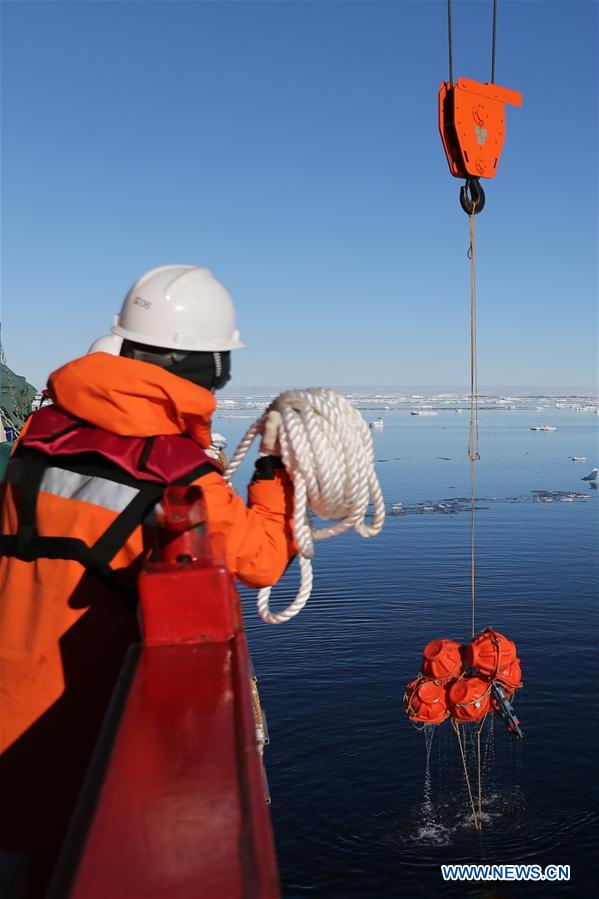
[439, 78, 522, 180]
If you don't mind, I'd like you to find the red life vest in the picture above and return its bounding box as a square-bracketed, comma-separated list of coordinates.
[0, 405, 221, 578]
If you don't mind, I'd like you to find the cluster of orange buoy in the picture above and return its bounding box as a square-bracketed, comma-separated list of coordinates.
[404, 628, 523, 729]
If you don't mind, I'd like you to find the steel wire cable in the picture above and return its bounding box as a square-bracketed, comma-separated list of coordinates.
[447, 0, 499, 86]
[491, 0, 498, 83]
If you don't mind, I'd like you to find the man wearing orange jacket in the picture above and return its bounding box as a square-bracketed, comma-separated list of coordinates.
[0, 265, 295, 896]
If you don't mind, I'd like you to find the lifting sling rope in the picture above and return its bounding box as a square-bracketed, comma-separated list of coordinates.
[441, 0, 521, 830]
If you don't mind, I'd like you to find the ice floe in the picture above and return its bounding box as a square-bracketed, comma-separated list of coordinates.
[388, 490, 594, 516]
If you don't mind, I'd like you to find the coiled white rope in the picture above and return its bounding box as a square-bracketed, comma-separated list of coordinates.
[224, 388, 385, 624]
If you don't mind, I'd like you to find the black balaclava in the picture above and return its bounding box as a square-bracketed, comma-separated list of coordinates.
[120, 340, 231, 391]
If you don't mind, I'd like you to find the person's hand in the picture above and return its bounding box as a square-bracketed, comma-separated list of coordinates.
[259, 410, 283, 456]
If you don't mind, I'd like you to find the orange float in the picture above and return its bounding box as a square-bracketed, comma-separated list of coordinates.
[421, 638, 464, 682]
[404, 678, 448, 725]
[495, 657, 522, 690]
[404, 630, 523, 736]
[466, 628, 517, 679]
[489, 658, 522, 711]
[447, 676, 491, 722]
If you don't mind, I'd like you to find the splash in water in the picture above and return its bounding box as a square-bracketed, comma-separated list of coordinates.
[413, 725, 454, 844]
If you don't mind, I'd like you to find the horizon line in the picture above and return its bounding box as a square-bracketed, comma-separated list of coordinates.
[221, 385, 598, 394]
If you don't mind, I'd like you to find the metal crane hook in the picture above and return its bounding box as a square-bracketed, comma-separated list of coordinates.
[460, 177, 486, 215]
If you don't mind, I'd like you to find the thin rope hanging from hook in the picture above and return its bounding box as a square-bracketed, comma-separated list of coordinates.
[468, 210, 480, 641]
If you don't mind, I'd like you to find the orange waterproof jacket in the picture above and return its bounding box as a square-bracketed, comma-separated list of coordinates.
[0, 353, 295, 851]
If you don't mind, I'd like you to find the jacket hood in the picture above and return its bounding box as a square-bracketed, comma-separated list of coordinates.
[47, 353, 216, 448]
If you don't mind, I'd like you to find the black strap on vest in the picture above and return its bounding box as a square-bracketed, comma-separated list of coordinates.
[83, 481, 164, 576]
[0, 448, 209, 579]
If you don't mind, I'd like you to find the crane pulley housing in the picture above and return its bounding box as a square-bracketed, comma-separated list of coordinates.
[439, 77, 522, 180]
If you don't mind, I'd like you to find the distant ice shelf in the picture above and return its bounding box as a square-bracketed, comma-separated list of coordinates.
[216, 391, 598, 416]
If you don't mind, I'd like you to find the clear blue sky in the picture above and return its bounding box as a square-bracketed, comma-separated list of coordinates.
[1, 0, 597, 389]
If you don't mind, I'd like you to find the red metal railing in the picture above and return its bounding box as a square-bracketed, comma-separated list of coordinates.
[66, 487, 280, 898]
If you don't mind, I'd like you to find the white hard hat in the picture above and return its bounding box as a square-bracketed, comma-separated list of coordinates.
[88, 335, 124, 355]
[111, 265, 246, 352]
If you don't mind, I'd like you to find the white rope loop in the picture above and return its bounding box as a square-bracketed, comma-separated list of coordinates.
[225, 388, 385, 624]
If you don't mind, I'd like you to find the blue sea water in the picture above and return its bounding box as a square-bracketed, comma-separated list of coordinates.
[219, 407, 599, 898]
